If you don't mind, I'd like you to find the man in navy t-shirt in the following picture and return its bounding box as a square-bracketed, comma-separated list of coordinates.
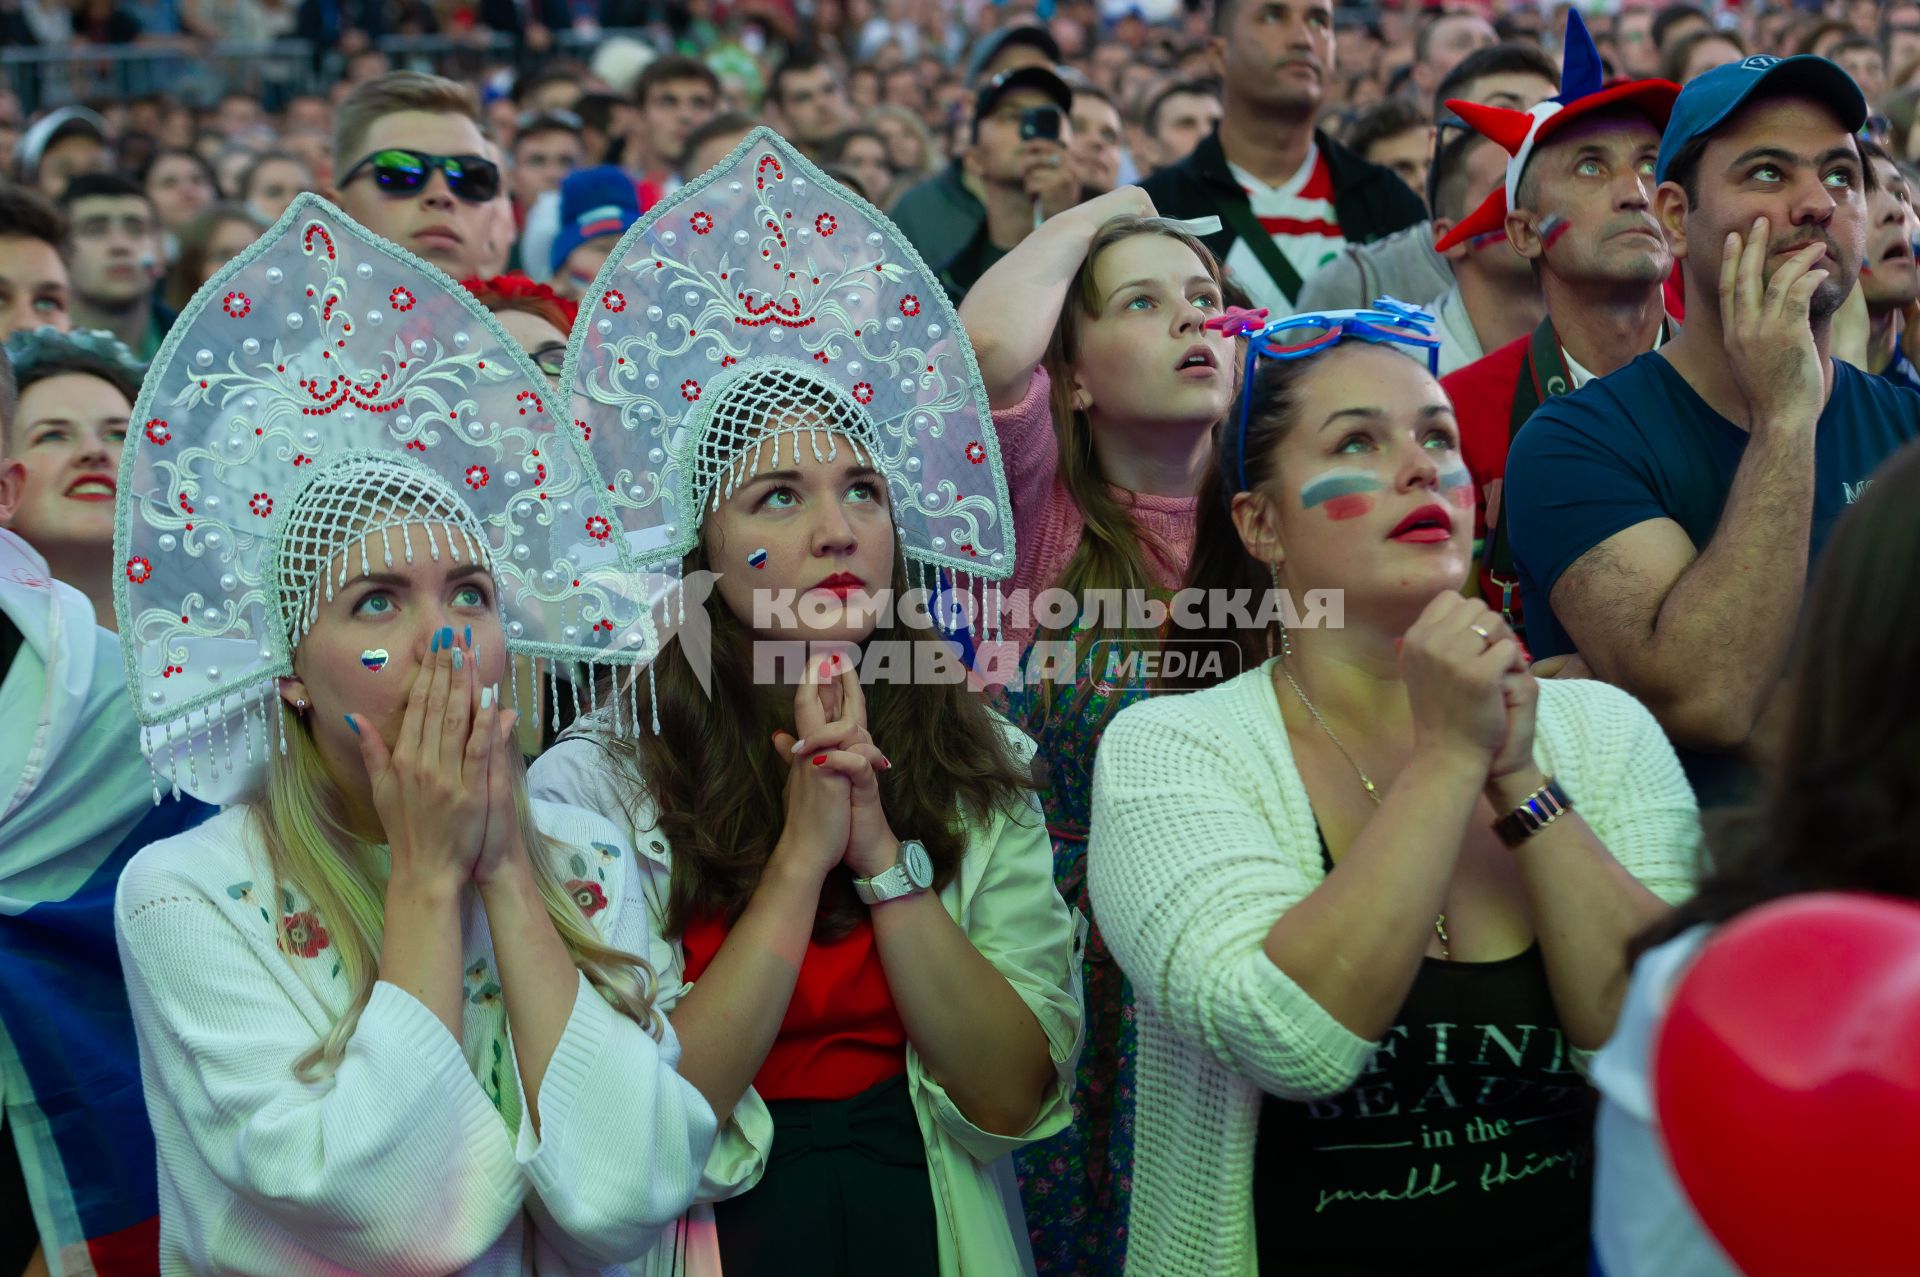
[1507, 54, 1920, 808]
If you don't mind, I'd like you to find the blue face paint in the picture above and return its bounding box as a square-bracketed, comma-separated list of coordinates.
[1439, 463, 1474, 510]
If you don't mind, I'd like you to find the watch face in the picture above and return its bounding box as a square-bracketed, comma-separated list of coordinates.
[902, 840, 933, 888]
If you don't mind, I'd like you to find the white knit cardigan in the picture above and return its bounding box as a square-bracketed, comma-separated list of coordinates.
[115, 800, 718, 1277]
[1086, 661, 1702, 1276]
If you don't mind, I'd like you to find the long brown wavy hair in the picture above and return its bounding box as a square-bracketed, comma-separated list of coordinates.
[591, 520, 1035, 944]
[1630, 437, 1920, 961]
[1032, 215, 1232, 719]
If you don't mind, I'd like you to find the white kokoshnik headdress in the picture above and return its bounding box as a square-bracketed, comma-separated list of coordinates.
[114, 193, 664, 803]
[560, 127, 1017, 643]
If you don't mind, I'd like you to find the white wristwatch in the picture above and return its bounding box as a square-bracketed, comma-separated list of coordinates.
[853, 839, 933, 905]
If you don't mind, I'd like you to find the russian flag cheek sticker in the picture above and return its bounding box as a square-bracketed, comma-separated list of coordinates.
[748, 547, 768, 569]
[361, 649, 389, 672]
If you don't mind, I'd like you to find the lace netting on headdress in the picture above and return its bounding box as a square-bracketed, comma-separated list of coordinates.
[561, 127, 1017, 641]
[115, 193, 664, 803]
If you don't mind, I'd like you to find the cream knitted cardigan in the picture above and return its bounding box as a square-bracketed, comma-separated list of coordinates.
[1086, 663, 1701, 1276]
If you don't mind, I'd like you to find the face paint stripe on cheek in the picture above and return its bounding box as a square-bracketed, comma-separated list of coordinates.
[1299, 470, 1385, 511]
[1321, 492, 1376, 520]
[1439, 463, 1474, 510]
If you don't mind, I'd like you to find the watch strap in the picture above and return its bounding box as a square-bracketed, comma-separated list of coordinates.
[1494, 776, 1573, 848]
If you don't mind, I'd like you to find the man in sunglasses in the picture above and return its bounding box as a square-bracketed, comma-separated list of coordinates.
[332, 71, 501, 280]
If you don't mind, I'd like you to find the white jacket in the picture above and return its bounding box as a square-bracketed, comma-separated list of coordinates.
[527, 716, 1087, 1277]
[1087, 663, 1702, 1276]
[115, 800, 719, 1276]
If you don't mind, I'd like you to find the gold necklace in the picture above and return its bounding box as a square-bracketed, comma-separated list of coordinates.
[1279, 658, 1453, 961]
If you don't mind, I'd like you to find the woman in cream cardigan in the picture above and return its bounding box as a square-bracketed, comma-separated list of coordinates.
[1087, 321, 1701, 1276]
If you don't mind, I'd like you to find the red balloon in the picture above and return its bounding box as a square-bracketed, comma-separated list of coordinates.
[1653, 893, 1920, 1277]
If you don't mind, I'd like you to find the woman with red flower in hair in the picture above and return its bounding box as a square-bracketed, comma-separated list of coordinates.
[464, 273, 579, 386]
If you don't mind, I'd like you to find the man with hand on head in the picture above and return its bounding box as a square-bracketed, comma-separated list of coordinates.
[332, 71, 501, 282]
[1298, 41, 1561, 313]
[1425, 125, 1545, 375]
[1437, 11, 1680, 636]
[1504, 52, 1920, 809]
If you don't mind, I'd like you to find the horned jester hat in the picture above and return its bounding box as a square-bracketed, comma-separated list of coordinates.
[113, 194, 674, 802]
[1433, 10, 1680, 254]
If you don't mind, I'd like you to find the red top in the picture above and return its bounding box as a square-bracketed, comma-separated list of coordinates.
[1441, 330, 1533, 617]
[680, 910, 907, 1102]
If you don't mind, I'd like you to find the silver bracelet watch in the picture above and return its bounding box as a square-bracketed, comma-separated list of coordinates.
[853, 838, 933, 905]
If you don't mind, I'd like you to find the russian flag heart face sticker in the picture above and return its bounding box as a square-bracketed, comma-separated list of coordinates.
[748, 548, 768, 569]
[360, 649, 389, 672]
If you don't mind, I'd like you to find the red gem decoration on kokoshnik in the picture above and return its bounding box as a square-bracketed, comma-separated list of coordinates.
[816, 213, 837, 236]
[145, 419, 171, 445]
[222, 292, 251, 318]
[585, 515, 612, 542]
[690, 211, 714, 235]
[126, 557, 152, 584]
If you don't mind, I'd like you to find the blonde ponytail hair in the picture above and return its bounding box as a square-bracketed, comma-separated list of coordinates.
[256, 701, 662, 1081]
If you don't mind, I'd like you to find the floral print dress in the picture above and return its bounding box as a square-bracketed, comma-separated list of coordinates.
[1003, 638, 1148, 1277]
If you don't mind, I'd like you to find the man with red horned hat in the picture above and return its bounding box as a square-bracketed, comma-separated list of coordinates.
[1435, 8, 1681, 638]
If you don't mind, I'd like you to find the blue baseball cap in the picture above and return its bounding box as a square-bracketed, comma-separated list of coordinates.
[550, 166, 642, 277]
[1655, 54, 1868, 185]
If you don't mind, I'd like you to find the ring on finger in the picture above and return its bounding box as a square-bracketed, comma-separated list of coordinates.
[1470, 623, 1492, 644]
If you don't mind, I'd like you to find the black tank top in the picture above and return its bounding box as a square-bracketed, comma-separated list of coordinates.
[1252, 828, 1593, 1276]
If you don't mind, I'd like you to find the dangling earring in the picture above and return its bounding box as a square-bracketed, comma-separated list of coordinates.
[1270, 560, 1292, 660]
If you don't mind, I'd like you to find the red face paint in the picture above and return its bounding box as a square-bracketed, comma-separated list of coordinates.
[1322, 492, 1376, 520]
[1540, 214, 1572, 251]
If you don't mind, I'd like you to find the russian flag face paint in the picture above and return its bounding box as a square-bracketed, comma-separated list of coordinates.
[748, 547, 768, 569]
[1300, 469, 1386, 521]
[1438, 463, 1475, 511]
[1540, 213, 1572, 251]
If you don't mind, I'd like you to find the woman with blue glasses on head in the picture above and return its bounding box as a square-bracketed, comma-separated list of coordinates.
[1086, 304, 1702, 1277]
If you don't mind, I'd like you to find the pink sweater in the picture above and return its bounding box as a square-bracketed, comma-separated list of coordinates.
[992, 368, 1200, 653]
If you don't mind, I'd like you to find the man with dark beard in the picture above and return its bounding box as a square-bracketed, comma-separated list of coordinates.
[1141, 0, 1422, 312]
[1506, 53, 1920, 809]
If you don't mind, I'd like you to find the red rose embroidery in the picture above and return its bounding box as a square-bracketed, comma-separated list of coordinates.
[144, 419, 171, 445]
[126, 557, 152, 584]
[585, 515, 612, 542]
[465, 465, 489, 489]
[965, 441, 986, 464]
[604, 290, 628, 313]
[816, 213, 838, 236]
[567, 880, 608, 917]
[899, 294, 921, 317]
[389, 286, 416, 312]
[222, 291, 251, 318]
[851, 382, 874, 405]
[680, 379, 701, 402]
[281, 912, 331, 958]
[690, 211, 714, 235]
[249, 492, 273, 517]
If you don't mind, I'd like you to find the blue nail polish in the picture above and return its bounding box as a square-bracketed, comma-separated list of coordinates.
[430, 630, 440, 653]
[344, 715, 359, 734]
[464, 625, 472, 648]
[440, 626, 453, 650]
